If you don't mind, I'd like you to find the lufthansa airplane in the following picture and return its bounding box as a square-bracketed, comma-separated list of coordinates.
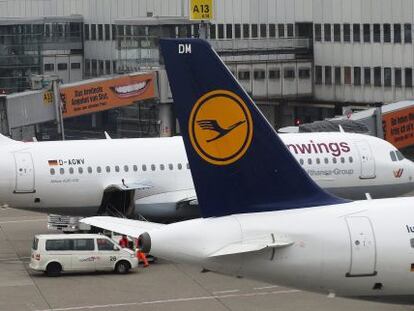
[84, 38, 414, 304]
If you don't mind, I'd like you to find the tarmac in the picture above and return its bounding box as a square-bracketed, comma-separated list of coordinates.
[0, 206, 412, 311]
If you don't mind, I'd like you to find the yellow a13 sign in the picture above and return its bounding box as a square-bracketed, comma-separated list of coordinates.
[190, 0, 214, 20]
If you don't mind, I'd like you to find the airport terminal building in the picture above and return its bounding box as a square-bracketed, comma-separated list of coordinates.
[1, 0, 414, 138]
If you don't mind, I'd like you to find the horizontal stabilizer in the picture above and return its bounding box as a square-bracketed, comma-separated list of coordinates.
[208, 235, 293, 257]
[81, 216, 163, 238]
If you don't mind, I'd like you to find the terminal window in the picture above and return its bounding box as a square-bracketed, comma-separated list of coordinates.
[374, 67, 382, 86]
[395, 68, 402, 87]
[209, 24, 216, 39]
[325, 66, 332, 85]
[269, 24, 276, 38]
[254, 70, 265, 80]
[278, 24, 285, 38]
[363, 24, 370, 42]
[287, 24, 294, 37]
[243, 24, 249, 38]
[383, 24, 391, 42]
[260, 24, 267, 38]
[251, 24, 258, 38]
[284, 68, 295, 79]
[404, 24, 412, 43]
[334, 67, 341, 85]
[268, 69, 280, 80]
[353, 24, 360, 42]
[57, 63, 68, 71]
[218, 24, 224, 39]
[238, 71, 250, 80]
[84, 24, 90, 41]
[71, 63, 81, 70]
[343, 24, 350, 42]
[334, 24, 340, 42]
[315, 66, 322, 84]
[234, 24, 241, 38]
[299, 68, 310, 79]
[394, 24, 401, 43]
[324, 24, 331, 42]
[226, 24, 232, 39]
[405, 68, 412, 87]
[344, 67, 351, 85]
[373, 24, 381, 42]
[314, 24, 321, 41]
[104, 24, 110, 40]
[364, 67, 371, 85]
[44, 64, 54, 72]
[354, 67, 361, 86]
[98, 24, 103, 40]
[91, 24, 97, 40]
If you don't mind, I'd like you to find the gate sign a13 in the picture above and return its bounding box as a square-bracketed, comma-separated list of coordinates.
[190, 0, 214, 20]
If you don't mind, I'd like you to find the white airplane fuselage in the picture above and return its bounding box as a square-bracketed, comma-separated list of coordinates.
[145, 197, 414, 304]
[0, 132, 413, 220]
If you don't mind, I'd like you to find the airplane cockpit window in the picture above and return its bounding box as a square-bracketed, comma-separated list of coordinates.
[60, 168, 64, 175]
[50, 168, 55, 175]
[142, 165, 147, 171]
[87, 167, 92, 174]
[177, 163, 182, 170]
[151, 164, 156, 171]
[396, 151, 405, 161]
[78, 167, 83, 174]
[115, 166, 120, 172]
[106, 166, 111, 173]
[69, 167, 74, 174]
[124, 165, 129, 172]
[390, 151, 397, 161]
[97, 166, 102, 173]
[133, 165, 138, 172]
[160, 164, 165, 171]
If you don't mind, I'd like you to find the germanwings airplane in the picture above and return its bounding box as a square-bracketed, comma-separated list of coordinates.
[83, 38, 414, 304]
[0, 131, 412, 221]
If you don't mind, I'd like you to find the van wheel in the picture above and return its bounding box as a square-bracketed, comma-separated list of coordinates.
[115, 261, 130, 274]
[46, 262, 62, 277]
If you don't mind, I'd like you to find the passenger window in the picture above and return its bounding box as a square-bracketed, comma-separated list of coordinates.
[410, 238, 414, 248]
[324, 158, 329, 164]
[97, 166, 102, 173]
[396, 151, 405, 161]
[46, 239, 72, 251]
[78, 167, 83, 174]
[106, 166, 111, 173]
[50, 168, 55, 175]
[73, 239, 94, 251]
[316, 158, 320, 164]
[390, 151, 397, 162]
[186, 163, 190, 169]
[349, 156, 353, 163]
[142, 165, 147, 171]
[87, 167, 92, 174]
[69, 167, 74, 174]
[177, 163, 182, 170]
[60, 168, 64, 175]
[124, 165, 129, 172]
[97, 238, 116, 251]
[151, 164, 156, 171]
[307, 158, 312, 165]
[332, 158, 337, 164]
[115, 165, 120, 172]
[133, 165, 138, 172]
[169, 164, 173, 170]
[299, 158, 304, 165]
[340, 157, 345, 163]
[160, 164, 165, 171]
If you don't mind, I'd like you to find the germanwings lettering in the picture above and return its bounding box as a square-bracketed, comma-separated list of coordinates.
[286, 141, 351, 157]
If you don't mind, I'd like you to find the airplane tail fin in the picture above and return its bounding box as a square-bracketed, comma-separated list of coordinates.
[160, 39, 347, 218]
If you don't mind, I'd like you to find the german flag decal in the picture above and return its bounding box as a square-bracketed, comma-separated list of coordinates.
[48, 160, 58, 166]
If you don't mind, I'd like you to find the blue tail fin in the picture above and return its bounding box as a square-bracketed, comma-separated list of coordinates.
[160, 38, 347, 218]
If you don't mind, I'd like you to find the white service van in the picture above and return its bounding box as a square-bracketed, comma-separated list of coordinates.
[30, 234, 138, 276]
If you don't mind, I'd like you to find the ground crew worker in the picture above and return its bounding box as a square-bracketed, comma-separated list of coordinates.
[136, 238, 149, 267]
[119, 235, 128, 248]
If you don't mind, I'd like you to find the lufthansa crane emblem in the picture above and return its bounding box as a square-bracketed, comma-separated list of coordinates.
[188, 90, 253, 165]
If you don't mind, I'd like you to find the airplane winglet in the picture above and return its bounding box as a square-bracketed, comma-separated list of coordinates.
[104, 131, 112, 139]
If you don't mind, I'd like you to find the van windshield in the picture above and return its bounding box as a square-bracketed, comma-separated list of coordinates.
[32, 237, 39, 250]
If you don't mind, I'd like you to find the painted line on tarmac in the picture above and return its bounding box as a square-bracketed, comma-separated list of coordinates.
[0, 256, 30, 262]
[212, 289, 240, 294]
[34, 289, 301, 311]
[0, 218, 46, 224]
[254, 285, 279, 290]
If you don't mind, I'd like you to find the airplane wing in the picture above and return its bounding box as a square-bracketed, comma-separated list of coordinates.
[81, 216, 164, 238]
[105, 180, 153, 191]
[208, 235, 293, 257]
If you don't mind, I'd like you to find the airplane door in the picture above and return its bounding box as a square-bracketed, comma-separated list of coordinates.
[14, 152, 35, 193]
[355, 141, 376, 179]
[345, 216, 377, 277]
